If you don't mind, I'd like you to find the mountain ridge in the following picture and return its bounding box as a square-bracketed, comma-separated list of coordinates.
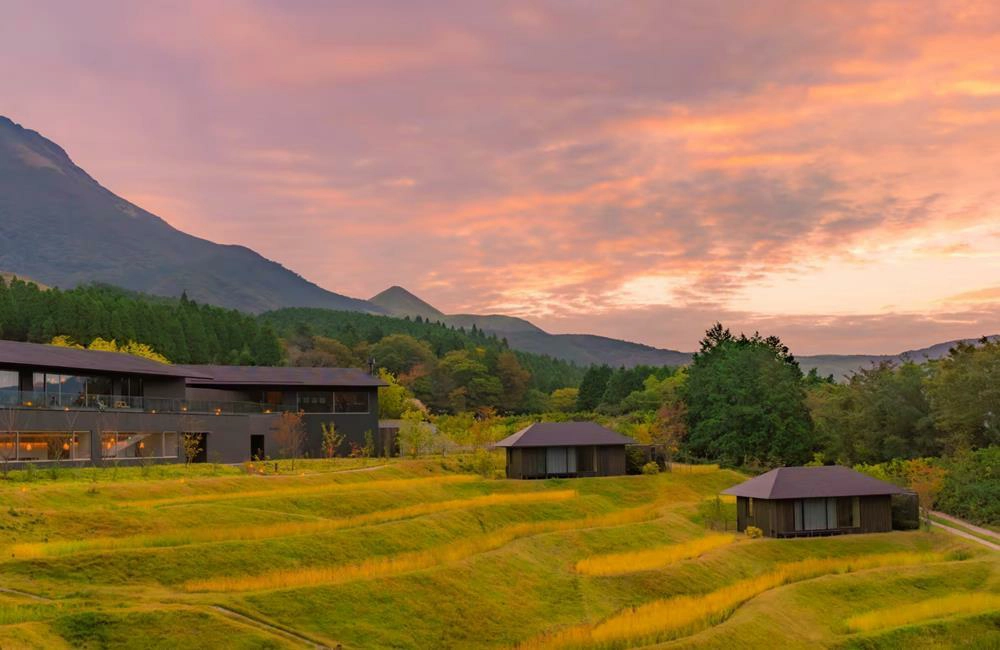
[0, 116, 382, 315]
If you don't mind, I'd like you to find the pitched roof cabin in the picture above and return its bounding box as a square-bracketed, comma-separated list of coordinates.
[722, 465, 906, 538]
[495, 422, 634, 479]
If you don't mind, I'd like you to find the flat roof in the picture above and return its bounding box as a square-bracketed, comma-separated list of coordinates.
[495, 422, 635, 447]
[722, 465, 906, 499]
[0, 339, 208, 379]
[181, 365, 386, 388]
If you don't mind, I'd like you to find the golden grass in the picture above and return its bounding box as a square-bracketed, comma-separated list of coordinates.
[9, 489, 578, 559]
[183, 503, 662, 593]
[845, 593, 1000, 633]
[517, 552, 951, 649]
[123, 475, 477, 508]
[669, 463, 720, 474]
[574, 534, 735, 576]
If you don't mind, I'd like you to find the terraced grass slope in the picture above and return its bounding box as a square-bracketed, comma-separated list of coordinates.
[0, 460, 995, 649]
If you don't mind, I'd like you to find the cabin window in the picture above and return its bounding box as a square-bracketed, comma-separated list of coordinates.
[747, 497, 754, 517]
[794, 497, 853, 531]
[545, 447, 577, 475]
[0, 370, 19, 404]
[297, 391, 333, 413]
[334, 391, 370, 413]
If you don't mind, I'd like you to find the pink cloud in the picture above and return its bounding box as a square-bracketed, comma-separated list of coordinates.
[1, 0, 998, 353]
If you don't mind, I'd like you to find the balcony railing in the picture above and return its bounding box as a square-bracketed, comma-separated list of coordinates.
[0, 390, 289, 416]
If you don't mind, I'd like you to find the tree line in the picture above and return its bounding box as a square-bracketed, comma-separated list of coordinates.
[0, 278, 283, 365]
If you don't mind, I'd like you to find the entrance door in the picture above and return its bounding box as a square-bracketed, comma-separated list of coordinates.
[250, 434, 265, 460]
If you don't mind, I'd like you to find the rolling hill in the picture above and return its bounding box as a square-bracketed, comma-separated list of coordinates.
[0, 116, 381, 314]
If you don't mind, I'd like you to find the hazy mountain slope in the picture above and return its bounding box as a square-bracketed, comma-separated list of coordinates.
[365, 285, 998, 373]
[0, 116, 381, 314]
[799, 335, 1000, 379]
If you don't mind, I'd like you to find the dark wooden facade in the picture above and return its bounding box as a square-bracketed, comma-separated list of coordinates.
[736, 494, 893, 537]
[505, 445, 627, 479]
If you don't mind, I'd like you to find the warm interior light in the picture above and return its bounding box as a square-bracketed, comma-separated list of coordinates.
[25, 443, 32, 451]
[62, 442, 70, 450]
[139, 442, 145, 449]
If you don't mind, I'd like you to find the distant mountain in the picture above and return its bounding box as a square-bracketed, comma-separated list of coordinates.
[798, 336, 1000, 380]
[0, 116, 382, 314]
[366, 285, 998, 375]
[370, 286, 444, 320]
[369, 284, 693, 366]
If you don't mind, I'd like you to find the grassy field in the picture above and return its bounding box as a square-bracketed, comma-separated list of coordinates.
[0, 459, 996, 649]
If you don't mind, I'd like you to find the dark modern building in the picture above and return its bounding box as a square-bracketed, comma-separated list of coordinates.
[495, 422, 634, 479]
[0, 340, 384, 467]
[723, 465, 906, 538]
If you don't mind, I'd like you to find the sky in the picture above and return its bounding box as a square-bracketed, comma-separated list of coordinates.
[1, 0, 998, 354]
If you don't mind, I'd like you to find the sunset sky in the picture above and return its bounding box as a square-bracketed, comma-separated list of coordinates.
[2, 1, 998, 354]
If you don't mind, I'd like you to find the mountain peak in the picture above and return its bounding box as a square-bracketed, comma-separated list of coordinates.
[370, 286, 444, 319]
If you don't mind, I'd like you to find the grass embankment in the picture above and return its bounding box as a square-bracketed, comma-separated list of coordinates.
[0, 457, 995, 649]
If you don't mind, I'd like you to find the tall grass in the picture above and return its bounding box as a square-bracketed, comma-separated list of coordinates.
[574, 534, 734, 576]
[517, 552, 952, 649]
[669, 464, 720, 474]
[846, 593, 1000, 633]
[184, 503, 661, 593]
[9, 489, 578, 559]
[124, 475, 477, 508]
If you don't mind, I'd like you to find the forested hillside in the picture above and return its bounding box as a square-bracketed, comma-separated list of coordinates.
[0, 277, 282, 364]
[261, 307, 587, 407]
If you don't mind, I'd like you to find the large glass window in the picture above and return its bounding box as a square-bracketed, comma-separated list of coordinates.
[1, 432, 90, 461]
[102, 432, 178, 459]
[298, 391, 332, 413]
[794, 497, 855, 531]
[334, 391, 369, 413]
[545, 447, 577, 474]
[28, 374, 140, 409]
[0, 370, 18, 406]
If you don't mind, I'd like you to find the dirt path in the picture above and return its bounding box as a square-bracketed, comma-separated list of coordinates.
[211, 605, 334, 648]
[0, 586, 53, 601]
[931, 511, 1000, 541]
[929, 519, 1000, 551]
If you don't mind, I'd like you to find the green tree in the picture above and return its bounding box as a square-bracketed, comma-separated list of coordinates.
[924, 338, 1000, 451]
[576, 365, 612, 411]
[377, 369, 413, 418]
[839, 361, 940, 463]
[684, 323, 813, 466]
[370, 334, 436, 375]
[549, 387, 580, 412]
[496, 350, 531, 412]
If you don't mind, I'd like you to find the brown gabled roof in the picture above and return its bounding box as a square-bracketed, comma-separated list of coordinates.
[0, 339, 208, 379]
[722, 465, 906, 499]
[181, 365, 386, 388]
[495, 422, 634, 448]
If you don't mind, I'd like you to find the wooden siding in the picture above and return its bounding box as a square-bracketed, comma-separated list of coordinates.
[505, 445, 626, 479]
[738, 495, 894, 537]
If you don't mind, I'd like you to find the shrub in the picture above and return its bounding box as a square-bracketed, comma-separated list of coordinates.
[745, 525, 763, 539]
[641, 461, 660, 475]
[625, 446, 647, 474]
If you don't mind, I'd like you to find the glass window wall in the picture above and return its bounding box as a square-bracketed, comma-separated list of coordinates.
[0, 432, 91, 461]
[334, 391, 369, 413]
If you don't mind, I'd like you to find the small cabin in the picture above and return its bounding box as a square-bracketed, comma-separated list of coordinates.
[495, 422, 634, 479]
[722, 465, 905, 538]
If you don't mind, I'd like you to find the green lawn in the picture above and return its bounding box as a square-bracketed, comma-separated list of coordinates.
[0, 458, 995, 648]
